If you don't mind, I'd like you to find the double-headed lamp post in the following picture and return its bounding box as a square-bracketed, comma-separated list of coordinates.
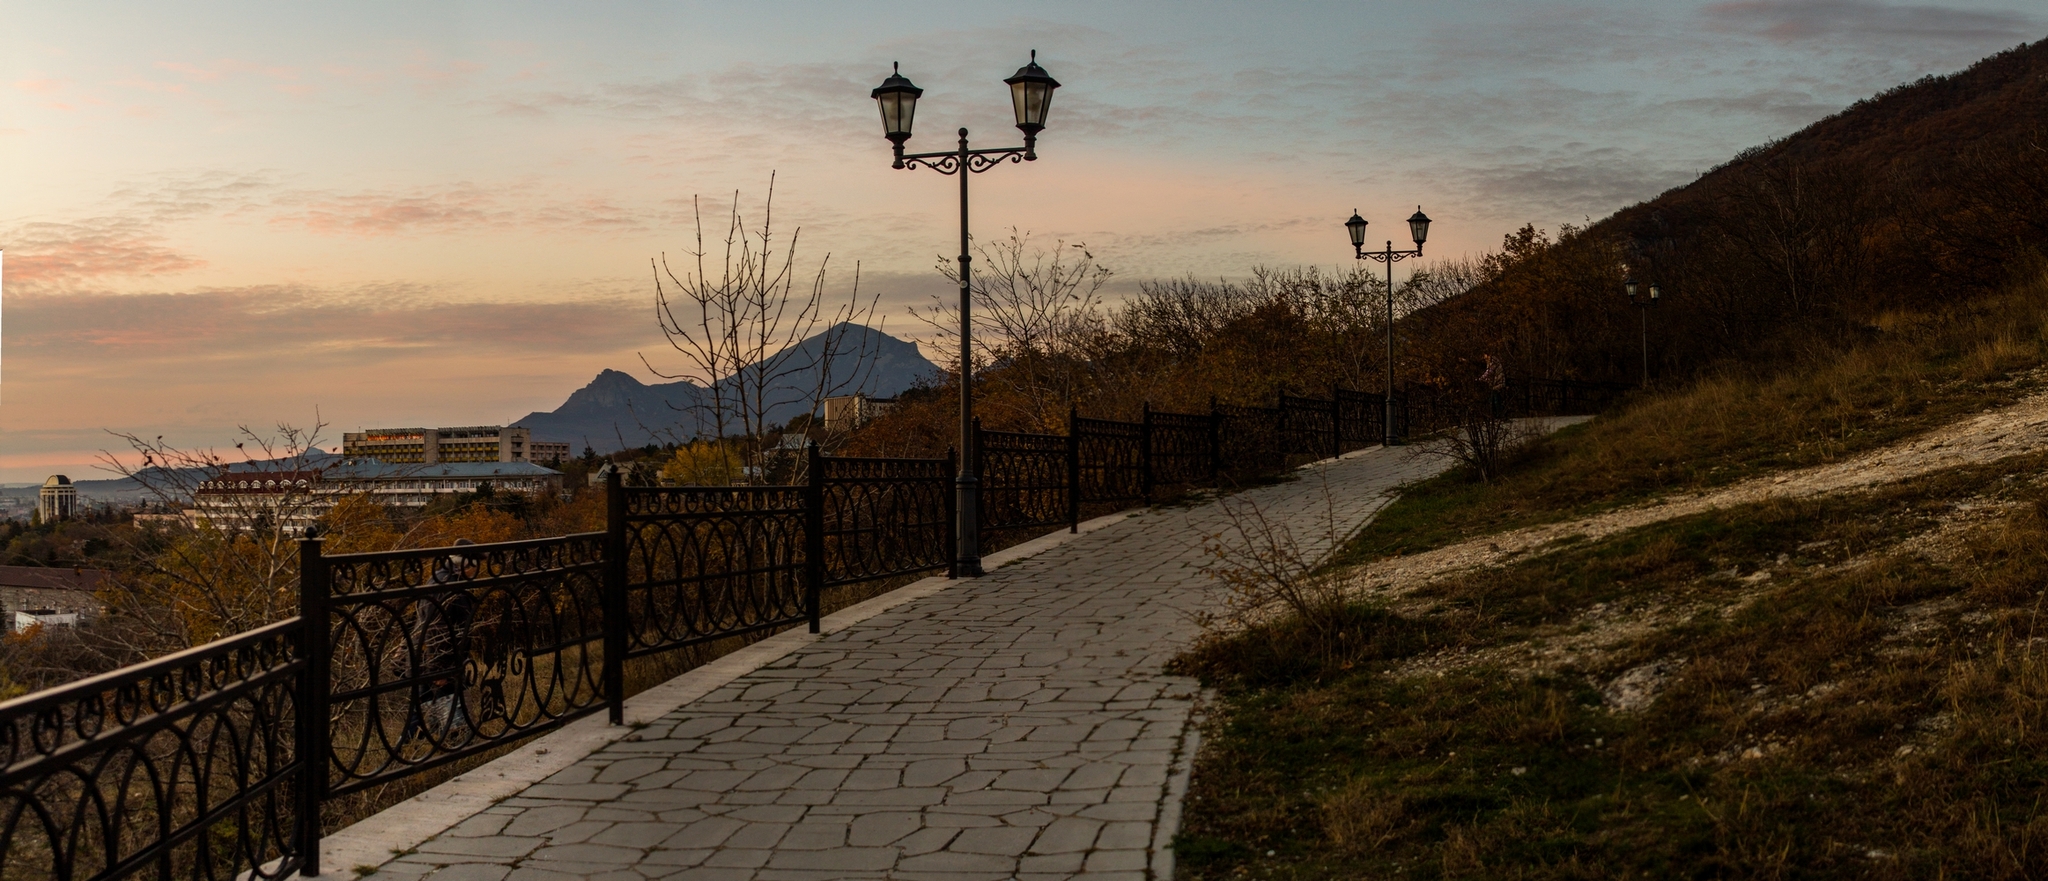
[873, 52, 1060, 578]
[1346, 207, 1432, 447]
[1625, 278, 1660, 387]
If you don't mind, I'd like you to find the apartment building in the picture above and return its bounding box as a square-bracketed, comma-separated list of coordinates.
[343, 425, 567, 465]
[191, 460, 566, 532]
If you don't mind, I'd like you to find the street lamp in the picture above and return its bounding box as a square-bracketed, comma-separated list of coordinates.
[1625, 277, 1660, 387]
[874, 52, 1059, 578]
[1347, 206, 1432, 446]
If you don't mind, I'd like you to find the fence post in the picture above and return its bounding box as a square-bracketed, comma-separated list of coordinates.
[804, 443, 825, 634]
[603, 468, 626, 725]
[1207, 396, 1220, 484]
[295, 537, 329, 878]
[1140, 403, 1154, 503]
[946, 446, 961, 574]
[1066, 406, 1081, 533]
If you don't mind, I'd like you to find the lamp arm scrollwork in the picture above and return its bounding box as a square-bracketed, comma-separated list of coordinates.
[1354, 247, 1424, 265]
[899, 146, 1029, 176]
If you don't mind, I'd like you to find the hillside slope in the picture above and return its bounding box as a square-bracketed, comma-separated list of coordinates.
[1409, 36, 2048, 390]
[1173, 269, 2048, 877]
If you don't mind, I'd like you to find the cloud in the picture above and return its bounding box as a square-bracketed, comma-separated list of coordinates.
[14, 77, 68, 94]
[1436, 145, 1697, 222]
[5, 286, 649, 365]
[265, 184, 666, 238]
[2, 219, 205, 290]
[2, 172, 277, 290]
[269, 185, 513, 237]
[1702, 0, 2040, 44]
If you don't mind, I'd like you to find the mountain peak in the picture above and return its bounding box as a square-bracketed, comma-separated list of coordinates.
[512, 323, 937, 452]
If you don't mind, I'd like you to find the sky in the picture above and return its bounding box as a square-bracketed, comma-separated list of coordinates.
[3, 0, 2042, 483]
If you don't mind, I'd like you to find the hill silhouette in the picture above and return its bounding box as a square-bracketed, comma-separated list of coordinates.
[513, 323, 938, 452]
[1411, 35, 2048, 389]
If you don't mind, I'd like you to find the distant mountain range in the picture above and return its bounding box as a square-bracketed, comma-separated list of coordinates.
[513, 323, 939, 452]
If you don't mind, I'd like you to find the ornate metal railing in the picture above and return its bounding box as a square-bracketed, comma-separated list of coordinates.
[308, 535, 607, 800]
[1214, 402, 1287, 479]
[6, 374, 1627, 880]
[612, 485, 810, 666]
[818, 449, 955, 585]
[1072, 414, 1144, 507]
[1335, 388, 1388, 446]
[1145, 409, 1215, 488]
[1278, 394, 1339, 461]
[977, 425, 1069, 534]
[1517, 378, 1631, 415]
[0, 619, 305, 881]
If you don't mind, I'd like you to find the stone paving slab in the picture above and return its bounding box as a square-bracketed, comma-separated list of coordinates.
[367, 447, 1443, 881]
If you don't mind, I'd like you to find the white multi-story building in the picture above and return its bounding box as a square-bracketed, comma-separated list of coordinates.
[343, 425, 569, 465]
[190, 460, 565, 533]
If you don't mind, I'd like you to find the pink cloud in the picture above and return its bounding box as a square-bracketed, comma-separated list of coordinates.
[14, 77, 67, 94]
[270, 187, 512, 237]
[2, 219, 204, 289]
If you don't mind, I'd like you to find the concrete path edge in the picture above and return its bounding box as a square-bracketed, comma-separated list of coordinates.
[311, 507, 1143, 878]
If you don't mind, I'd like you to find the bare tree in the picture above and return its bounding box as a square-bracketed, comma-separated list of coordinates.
[647, 176, 884, 481]
[1396, 256, 1486, 315]
[916, 229, 1113, 367]
[92, 422, 335, 659]
[914, 229, 1113, 429]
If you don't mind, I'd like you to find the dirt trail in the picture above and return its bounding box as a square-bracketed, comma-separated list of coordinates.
[1361, 390, 2048, 593]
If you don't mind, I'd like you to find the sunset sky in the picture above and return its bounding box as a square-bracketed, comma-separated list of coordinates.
[3, 1, 2041, 483]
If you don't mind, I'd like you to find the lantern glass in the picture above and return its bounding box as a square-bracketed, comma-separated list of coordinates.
[1625, 278, 1639, 299]
[1003, 51, 1061, 133]
[1346, 211, 1368, 248]
[1407, 207, 1431, 246]
[1649, 283, 1661, 301]
[1011, 81, 1052, 128]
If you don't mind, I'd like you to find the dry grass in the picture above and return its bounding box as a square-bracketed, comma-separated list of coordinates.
[1174, 377, 2048, 877]
[1344, 271, 2048, 563]
[1179, 272, 2048, 876]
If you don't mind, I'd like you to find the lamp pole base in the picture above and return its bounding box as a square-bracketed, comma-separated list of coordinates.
[955, 475, 982, 577]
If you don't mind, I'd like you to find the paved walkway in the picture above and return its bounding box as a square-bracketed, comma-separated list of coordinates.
[369, 448, 1442, 881]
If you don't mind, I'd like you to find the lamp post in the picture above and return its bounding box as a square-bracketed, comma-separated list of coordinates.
[874, 52, 1059, 578]
[1346, 207, 1432, 446]
[1625, 278, 1660, 387]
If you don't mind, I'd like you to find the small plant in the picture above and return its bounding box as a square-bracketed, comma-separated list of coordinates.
[1199, 473, 1355, 641]
[1417, 355, 1539, 484]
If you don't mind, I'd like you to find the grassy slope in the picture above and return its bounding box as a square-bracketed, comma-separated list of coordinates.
[1174, 273, 2048, 879]
[1340, 275, 2048, 564]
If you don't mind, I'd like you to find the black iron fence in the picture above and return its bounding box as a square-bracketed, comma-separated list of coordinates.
[0, 377, 1624, 881]
[0, 619, 306, 881]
